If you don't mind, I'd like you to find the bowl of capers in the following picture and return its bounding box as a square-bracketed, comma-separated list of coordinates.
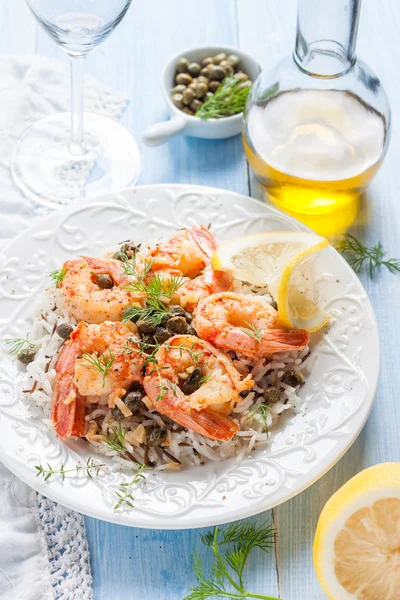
[142, 46, 261, 146]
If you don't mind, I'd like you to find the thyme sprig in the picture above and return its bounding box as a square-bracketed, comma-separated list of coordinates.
[240, 322, 263, 344]
[336, 234, 400, 278]
[196, 76, 252, 120]
[114, 464, 146, 510]
[50, 267, 67, 287]
[81, 349, 115, 386]
[35, 457, 105, 481]
[5, 335, 35, 355]
[104, 423, 127, 453]
[185, 519, 279, 600]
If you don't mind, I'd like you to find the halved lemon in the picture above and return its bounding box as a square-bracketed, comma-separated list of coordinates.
[314, 463, 400, 600]
[212, 231, 330, 332]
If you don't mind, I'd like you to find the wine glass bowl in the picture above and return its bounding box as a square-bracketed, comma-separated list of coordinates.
[12, 0, 140, 207]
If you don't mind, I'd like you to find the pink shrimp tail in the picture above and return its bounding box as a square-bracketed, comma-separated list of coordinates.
[143, 378, 239, 441]
[186, 226, 217, 259]
[51, 338, 86, 439]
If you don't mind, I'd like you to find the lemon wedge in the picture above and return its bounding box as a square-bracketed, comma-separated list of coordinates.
[212, 231, 330, 332]
[314, 463, 400, 600]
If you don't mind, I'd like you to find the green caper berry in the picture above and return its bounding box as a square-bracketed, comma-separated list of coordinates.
[18, 348, 36, 364]
[147, 426, 168, 447]
[137, 319, 157, 335]
[263, 386, 281, 404]
[95, 274, 114, 289]
[176, 73, 193, 86]
[188, 62, 201, 77]
[154, 327, 171, 344]
[282, 370, 303, 388]
[166, 316, 187, 334]
[56, 323, 74, 340]
[176, 57, 189, 73]
[213, 52, 227, 64]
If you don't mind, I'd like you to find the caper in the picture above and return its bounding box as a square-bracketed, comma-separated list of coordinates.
[181, 367, 202, 394]
[219, 60, 234, 75]
[190, 99, 203, 113]
[234, 71, 249, 82]
[208, 65, 225, 81]
[166, 316, 187, 334]
[197, 75, 209, 84]
[189, 80, 198, 90]
[195, 82, 208, 99]
[172, 84, 187, 94]
[184, 311, 193, 323]
[201, 56, 214, 67]
[228, 54, 240, 66]
[18, 348, 36, 364]
[172, 92, 184, 109]
[176, 73, 193, 86]
[147, 426, 168, 447]
[238, 80, 252, 90]
[186, 325, 197, 336]
[188, 62, 201, 77]
[282, 370, 303, 388]
[208, 80, 220, 93]
[213, 52, 227, 64]
[168, 305, 187, 318]
[154, 327, 171, 344]
[95, 274, 114, 289]
[122, 306, 139, 323]
[263, 386, 281, 404]
[200, 67, 209, 77]
[141, 334, 156, 349]
[56, 323, 73, 340]
[113, 251, 126, 261]
[176, 57, 189, 73]
[120, 242, 139, 256]
[181, 107, 194, 116]
[137, 319, 157, 335]
[124, 391, 145, 413]
[182, 87, 196, 105]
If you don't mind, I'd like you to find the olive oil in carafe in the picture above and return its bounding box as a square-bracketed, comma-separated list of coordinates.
[244, 89, 387, 217]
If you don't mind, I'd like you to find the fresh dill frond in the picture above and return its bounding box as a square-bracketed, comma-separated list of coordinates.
[50, 267, 67, 287]
[240, 321, 263, 343]
[35, 457, 105, 481]
[122, 304, 168, 327]
[81, 349, 115, 385]
[104, 423, 127, 453]
[195, 75, 252, 120]
[199, 372, 213, 386]
[5, 335, 35, 355]
[114, 464, 146, 510]
[336, 234, 400, 278]
[185, 520, 278, 600]
[249, 403, 270, 434]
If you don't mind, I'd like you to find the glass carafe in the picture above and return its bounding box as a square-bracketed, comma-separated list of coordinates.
[243, 0, 391, 236]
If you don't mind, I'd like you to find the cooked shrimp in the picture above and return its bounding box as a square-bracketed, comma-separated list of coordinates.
[143, 335, 253, 441]
[193, 292, 310, 357]
[58, 256, 145, 324]
[52, 321, 144, 439]
[148, 226, 232, 312]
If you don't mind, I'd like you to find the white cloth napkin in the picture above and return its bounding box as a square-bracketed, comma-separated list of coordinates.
[0, 54, 129, 600]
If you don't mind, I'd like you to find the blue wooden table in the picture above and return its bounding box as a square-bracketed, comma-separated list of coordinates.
[3, 1, 400, 598]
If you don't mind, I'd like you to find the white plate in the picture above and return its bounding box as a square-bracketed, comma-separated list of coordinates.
[0, 185, 379, 529]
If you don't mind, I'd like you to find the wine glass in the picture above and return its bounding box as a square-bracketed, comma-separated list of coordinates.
[12, 0, 141, 207]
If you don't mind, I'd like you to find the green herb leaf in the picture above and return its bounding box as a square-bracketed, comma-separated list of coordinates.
[35, 457, 105, 481]
[113, 464, 146, 511]
[240, 321, 263, 343]
[4, 335, 35, 355]
[185, 519, 279, 600]
[50, 267, 67, 287]
[336, 234, 400, 278]
[81, 349, 115, 386]
[249, 402, 270, 434]
[196, 76, 251, 120]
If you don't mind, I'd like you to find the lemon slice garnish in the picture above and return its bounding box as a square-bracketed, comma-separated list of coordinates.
[212, 232, 330, 332]
[314, 463, 400, 600]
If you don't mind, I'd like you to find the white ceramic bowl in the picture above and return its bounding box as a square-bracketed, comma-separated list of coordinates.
[142, 46, 261, 146]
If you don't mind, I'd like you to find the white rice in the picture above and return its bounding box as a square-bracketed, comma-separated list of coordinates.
[18, 244, 309, 471]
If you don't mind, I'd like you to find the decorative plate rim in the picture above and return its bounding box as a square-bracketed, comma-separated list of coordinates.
[0, 184, 380, 529]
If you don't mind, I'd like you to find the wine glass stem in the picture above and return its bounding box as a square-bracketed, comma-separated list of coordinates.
[69, 54, 86, 156]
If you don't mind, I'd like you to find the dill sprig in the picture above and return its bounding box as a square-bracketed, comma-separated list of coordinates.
[249, 403, 270, 434]
[104, 423, 127, 453]
[5, 335, 35, 355]
[81, 349, 115, 386]
[35, 457, 105, 481]
[336, 234, 400, 278]
[196, 76, 252, 120]
[240, 321, 263, 343]
[199, 372, 213, 386]
[114, 464, 146, 510]
[50, 267, 67, 287]
[185, 520, 279, 600]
